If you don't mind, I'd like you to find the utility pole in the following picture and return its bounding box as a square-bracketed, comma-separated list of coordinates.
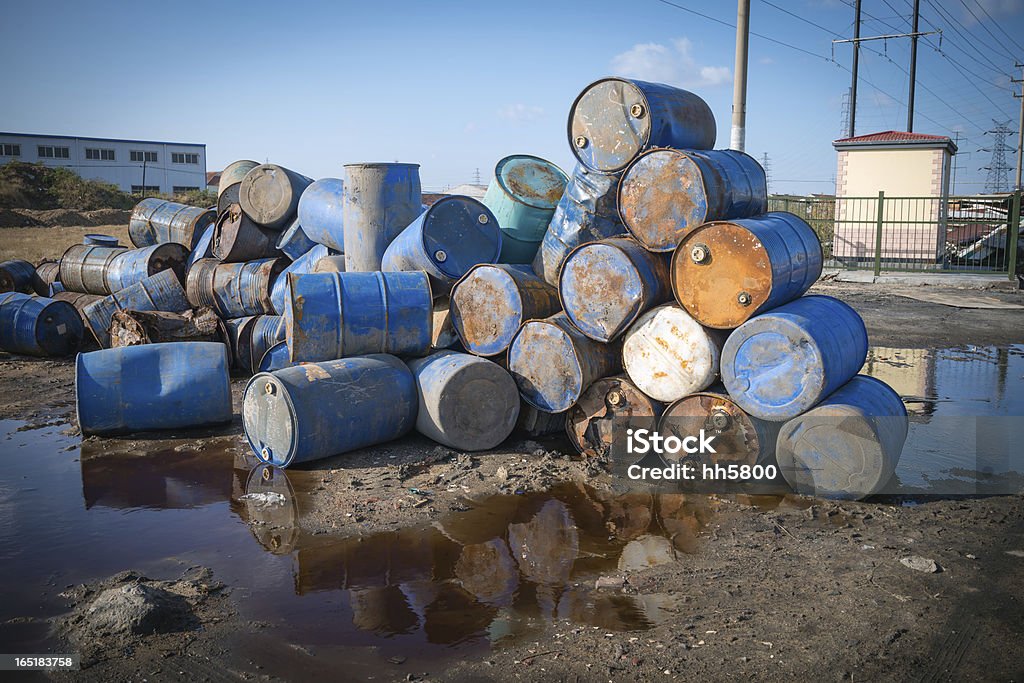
[1014, 64, 1024, 190]
[848, 0, 861, 138]
[907, 0, 920, 131]
[141, 159, 147, 198]
[951, 132, 960, 195]
[731, 0, 750, 151]
[761, 153, 772, 194]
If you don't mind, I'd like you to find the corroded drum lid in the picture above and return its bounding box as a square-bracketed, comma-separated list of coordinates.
[618, 149, 708, 252]
[569, 78, 653, 173]
[659, 391, 766, 466]
[567, 376, 660, 457]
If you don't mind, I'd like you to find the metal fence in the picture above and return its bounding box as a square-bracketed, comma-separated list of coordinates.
[768, 192, 1021, 278]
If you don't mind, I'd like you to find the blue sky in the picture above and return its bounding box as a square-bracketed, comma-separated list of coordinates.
[2, 0, 1023, 194]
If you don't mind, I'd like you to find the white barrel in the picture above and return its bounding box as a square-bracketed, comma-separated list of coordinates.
[622, 304, 723, 403]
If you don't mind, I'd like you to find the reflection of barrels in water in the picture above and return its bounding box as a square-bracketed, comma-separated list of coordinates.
[453, 538, 519, 607]
[349, 585, 419, 635]
[507, 499, 579, 586]
[242, 464, 299, 555]
[655, 493, 714, 554]
[556, 588, 665, 631]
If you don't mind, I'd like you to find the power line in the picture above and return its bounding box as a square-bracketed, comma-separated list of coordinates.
[966, 0, 1024, 54]
[953, 0, 1020, 62]
[924, 0, 1014, 74]
[981, 119, 1015, 192]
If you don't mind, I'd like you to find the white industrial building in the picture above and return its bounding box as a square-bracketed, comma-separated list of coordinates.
[0, 132, 208, 194]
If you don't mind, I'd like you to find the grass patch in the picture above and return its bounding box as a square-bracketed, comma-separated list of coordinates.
[0, 225, 133, 264]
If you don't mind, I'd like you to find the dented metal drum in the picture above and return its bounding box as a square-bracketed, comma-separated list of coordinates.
[659, 389, 780, 466]
[776, 375, 908, 500]
[407, 351, 520, 451]
[242, 354, 417, 467]
[559, 237, 671, 343]
[257, 340, 293, 373]
[297, 177, 346, 253]
[482, 155, 568, 243]
[246, 315, 286, 375]
[0, 259, 37, 293]
[568, 77, 716, 173]
[239, 163, 314, 229]
[104, 243, 189, 293]
[507, 312, 621, 413]
[128, 198, 215, 248]
[186, 258, 286, 320]
[0, 292, 84, 356]
[270, 244, 329, 315]
[622, 304, 724, 403]
[213, 203, 282, 262]
[342, 164, 422, 271]
[672, 212, 823, 329]
[567, 375, 662, 457]
[311, 255, 347, 273]
[217, 160, 259, 216]
[32, 261, 61, 296]
[618, 148, 767, 252]
[82, 269, 190, 348]
[382, 195, 501, 295]
[286, 271, 433, 363]
[276, 217, 318, 260]
[721, 295, 869, 421]
[59, 244, 127, 294]
[450, 264, 560, 357]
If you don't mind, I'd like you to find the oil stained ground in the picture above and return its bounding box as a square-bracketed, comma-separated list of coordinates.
[0, 345, 1021, 662]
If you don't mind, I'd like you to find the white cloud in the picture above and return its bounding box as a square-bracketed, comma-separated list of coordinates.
[610, 38, 732, 88]
[759, 56, 775, 65]
[497, 104, 544, 123]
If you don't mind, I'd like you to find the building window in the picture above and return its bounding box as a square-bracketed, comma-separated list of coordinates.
[171, 152, 199, 165]
[172, 186, 200, 193]
[37, 145, 70, 159]
[130, 150, 158, 163]
[131, 185, 161, 194]
[85, 148, 115, 161]
[1, 144, 20, 156]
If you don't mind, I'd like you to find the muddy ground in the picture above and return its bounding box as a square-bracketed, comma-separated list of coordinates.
[1, 279, 1023, 681]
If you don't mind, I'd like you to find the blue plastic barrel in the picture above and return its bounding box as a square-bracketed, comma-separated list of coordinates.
[128, 198, 215, 248]
[257, 340, 294, 373]
[776, 375, 908, 500]
[721, 295, 869, 421]
[342, 164, 423, 272]
[296, 177, 345, 252]
[104, 243, 190, 293]
[76, 341, 233, 436]
[568, 77, 716, 173]
[286, 271, 432, 362]
[531, 163, 625, 286]
[240, 164, 314, 230]
[482, 155, 568, 243]
[672, 211, 824, 329]
[185, 258, 286, 319]
[381, 196, 501, 295]
[242, 354, 417, 467]
[0, 292, 84, 356]
[0, 259, 37, 293]
[619, 148, 767, 252]
[450, 263, 561, 357]
[187, 224, 215, 272]
[276, 217, 318, 260]
[559, 237, 671, 342]
[270, 244, 329, 315]
[497, 233, 543, 264]
[82, 269, 190, 348]
[247, 315, 285, 375]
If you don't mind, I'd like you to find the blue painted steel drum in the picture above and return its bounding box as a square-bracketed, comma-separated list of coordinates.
[507, 312, 622, 413]
[559, 236, 672, 343]
[342, 164, 423, 272]
[276, 217, 318, 260]
[381, 195, 501, 295]
[776, 375, 908, 500]
[82, 269, 190, 348]
[286, 271, 433, 363]
[128, 198, 215, 248]
[672, 211, 824, 329]
[482, 155, 568, 243]
[187, 224, 216, 272]
[270, 244, 329, 315]
[48, 281, 65, 296]
[0, 292, 84, 356]
[32, 261, 60, 296]
[295, 177, 345, 253]
[224, 316, 257, 370]
[104, 243, 190, 293]
[242, 354, 417, 468]
[618, 148, 767, 252]
[721, 295, 869, 422]
[0, 259, 37, 293]
[568, 77, 716, 173]
[58, 244, 127, 295]
[450, 264, 561, 357]
[240, 164, 314, 230]
[83, 234, 119, 247]
[76, 341, 233, 436]
[257, 340, 294, 373]
[406, 351, 520, 451]
[247, 315, 286, 375]
[185, 258, 286, 320]
[531, 163, 625, 286]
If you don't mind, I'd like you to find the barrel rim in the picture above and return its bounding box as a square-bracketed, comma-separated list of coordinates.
[449, 263, 524, 356]
[567, 76, 650, 173]
[493, 154, 569, 211]
[342, 162, 421, 169]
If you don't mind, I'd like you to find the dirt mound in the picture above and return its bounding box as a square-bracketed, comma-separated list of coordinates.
[0, 208, 131, 228]
[0, 208, 38, 228]
[83, 208, 132, 225]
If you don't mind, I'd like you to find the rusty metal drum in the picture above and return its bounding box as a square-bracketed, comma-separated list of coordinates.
[559, 236, 671, 343]
[239, 164, 314, 229]
[81, 269, 190, 348]
[671, 212, 823, 329]
[217, 160, 259, 215]
[568, 77, 716, 173]
[59, 244, 127, 294]
[32, 261, 61, 296]
[507, 312, 621, 413]
[342, 164, 422, 271]
[618, 148, 767, 252]
[186, 258, 286, 319]
[128, 198, 215, 248]
[482, 155, 568, 243]
[213, 203, 283, 262]
[0, 259, 37, 293]
[187, 224, 215, 272]
[658, 388, 780, 466]
[104, 243, 190, 293]
[566, 375, 663, 457]
[450, 264, 560, 357]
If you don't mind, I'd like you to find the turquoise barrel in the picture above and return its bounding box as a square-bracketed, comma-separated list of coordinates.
[128, 198, 215, 248]
[450, 264, 561, 357]
[497, 232, 543, 264]
[721, 295, 869, 421]
[531, 163, 625, 286]
[559, 236, 671, 342]
[342, 163, 423, 271]
[507, 312, 622, 413]
[482, 155, 568, 244]
[217, 160, 259, 216]
[187, 224, 215, 272]
[297, 177, 346, 252]
[257, 340, 294, 373]
[76, 341, 233, 436]
[58, 244, 126, 294]
[381, 195, 501, 295]
[0, 292, 84, 356]
[407, 351, 520, 451]
[618, 148, 767, 252]
[776, 375, 908, 500]
[270, 244, 329, 314]
[32, 261, 60, 296]
[185, 258, 286, 319]
[242, 354, 417, 467]
[240, 164, 314, 229]
[276, 217, 318, 260]
[672, 211, 824, 329]
[104, 243, 189, 292]
[83, 234, 119, 247]
[213, 203, 283, 262]
[286, 271, 432, 363]
[82, 269, 190, 347]
[0, 259, 37, 293]
[568, 77, 716, 173]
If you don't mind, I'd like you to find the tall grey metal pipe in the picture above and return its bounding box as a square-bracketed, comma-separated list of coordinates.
[730, 0, 751, 152]
[907, 0, 920, 132]
[848, 0, 861, 138]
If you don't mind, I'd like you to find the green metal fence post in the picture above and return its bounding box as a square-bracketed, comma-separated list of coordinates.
[1008, 190, 1020, 281]
[873, 191, 885, 277]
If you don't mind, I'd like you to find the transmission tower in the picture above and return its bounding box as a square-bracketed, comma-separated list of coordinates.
[981, 120, 1015, 193]
[473, 167, 481, 185]
[761, 153, 772, 195]
[839, 87, 852, 138]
